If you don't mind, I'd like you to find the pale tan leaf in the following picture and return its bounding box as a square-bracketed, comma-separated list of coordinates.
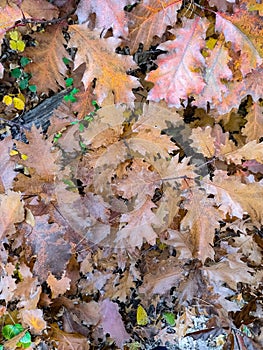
[181, 189, 221, 262]
[224, 140, 263, 165]
[203, 253, 254, 290]
[204, 170, 263, 223]
[190, 126, 216, 158]
[16, 125, 60, 179]
[0, 190, 24, 238]
[20, 308, 47, 334]
[115, 197, 160, 248]
[242, 101, 263, 142]
[47, 272, 71, 299]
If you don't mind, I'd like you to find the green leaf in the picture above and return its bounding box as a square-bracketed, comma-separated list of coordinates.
[63, 57, 71, 65]
[16, 331, 31, 348]
[0, 345, 4, 349]
[2, 324, 24, 340]
[20, 57, 31, 67]
[11, 67, 22, 78]
[163, 312, 176, 326]
[29, 85, 37, 92]
[19, 79, 29, 90]
[79, 123, 85, 132]
[65, 77, 73, 87]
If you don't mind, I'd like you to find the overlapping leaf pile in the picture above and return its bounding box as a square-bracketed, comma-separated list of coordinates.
[0, 0, 262, 349]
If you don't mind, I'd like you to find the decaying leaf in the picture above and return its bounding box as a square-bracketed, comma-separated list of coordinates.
[100, 299, 130, 348]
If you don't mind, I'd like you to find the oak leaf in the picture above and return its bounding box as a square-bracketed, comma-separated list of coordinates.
[203, 253, 254, 291]
[208, 0, 236, 12]
[147, 17, 208, 107]
[56, 297, 101, 326]
[0, 137, 17, 192]
[224, 140, 263, 165]
[99, 299, 130, 349]
[25, 215, 72, 283]
[139, 257, 185, 295]
[0, 275, 17, 302]
[20, 0, 59, 20]
[50, 324, 90, 350]
[68, 25, 140, 104]
[24, 24, 70, 93]
[215, 13, 262, 76]
[0, 190, 24, 239]
[16, 125, 60, 179]
[242, 101, 263, 142]
[115, 197, 160, 249]
[76, 0, 131, 38]
[193, 37, 233, 111]
[125, 0, 182, 54]
[216, 65, 263, 114]
[0, 3, 23, 38]
[181, 189, 222, 262]
[47, 272, 71, 299]
[204, 170, 263, 223]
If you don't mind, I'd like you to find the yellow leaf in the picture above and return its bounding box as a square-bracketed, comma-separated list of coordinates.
[206, 37, 217, 50]
[3, 95, 13, 106]
[21, 153, 28, 160]
[136, 305, 148, 326]
[10, 30, 19, 41]
[9, 149, 19, 156]
[17, 92, 26, 102]
[16, 40, 25, 52]
[13, 97, 25, 110]
[10, 40, 18, 50]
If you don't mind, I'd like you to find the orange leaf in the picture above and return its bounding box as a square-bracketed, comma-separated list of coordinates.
[68, 25, 140, 104]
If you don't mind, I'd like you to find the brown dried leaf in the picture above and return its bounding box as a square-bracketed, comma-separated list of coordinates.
[139, 257, 185, 295]
[47, 272, 71, 299]
[125, 0, 181, 54]
[0, 137, 17, 192]
[57, 297, 101, 326]
[24, 24, 70, 93]
[0, 190, 24, 239]
[100, 299, 130, 349]
[20, 308, 47, 334]
[50, 324, 90, 350]
[181, 189, 221, 262]
[203, 253, 254, 290]
[26, 215, 72, 283]
[20, 0, 59, 20]
[115, 197, 160, 249]
[16, 125, 60, 179]
[242, 101, 263, 142]
[204, 171, 263, 223]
